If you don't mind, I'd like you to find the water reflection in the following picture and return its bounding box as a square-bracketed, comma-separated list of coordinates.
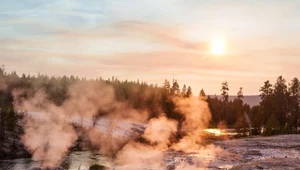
[0, 128, 237, 170]
[0, 158, 39, 170]
[0, 151, 111, 170]
[63, 151, 111, 170]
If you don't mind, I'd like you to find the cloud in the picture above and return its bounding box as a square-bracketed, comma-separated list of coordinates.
[1, 0, 300, 95]
[113, 20, 206, 50]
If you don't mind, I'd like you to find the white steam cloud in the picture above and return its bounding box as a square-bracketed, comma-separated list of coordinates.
[13, 81, 221, 169]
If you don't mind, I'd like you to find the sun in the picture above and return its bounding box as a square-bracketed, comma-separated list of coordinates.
[210, 37, 226, 55]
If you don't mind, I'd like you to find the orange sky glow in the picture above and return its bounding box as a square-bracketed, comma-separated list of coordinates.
[1, 1, 300, 95]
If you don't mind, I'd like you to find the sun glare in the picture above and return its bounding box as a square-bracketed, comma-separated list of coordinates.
[204, 129, 222, 136]
[210, 38, 226, 55]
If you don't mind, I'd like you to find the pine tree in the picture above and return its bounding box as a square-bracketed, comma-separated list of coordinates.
[221, 82, 229, 103]
[265, 113, 280, 135]
[0, 65, 5, 76]
[199, 88, 206, 97]
[221, 82, 229, 123]
[237, 87, 244, 100]
[171, 80, 180, 95]
[288, 77, 300, 132]
[251, 105, 264, 135]
[163, 79, 171, 94]
[199, 88, 207, 100]
[234, 115, 247, 136]
[273, 76, 289, 130]
[259, 80, 275, 125]
[186, 86, 192, 97]
[233, 87, 245, 129]
[181, 84, 187, 97]
[259, 80, 273, 100]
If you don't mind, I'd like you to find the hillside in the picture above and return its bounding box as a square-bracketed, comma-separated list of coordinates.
[209, 95, 261, 107]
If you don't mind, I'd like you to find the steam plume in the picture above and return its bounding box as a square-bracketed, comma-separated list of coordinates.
[172, 96, 211, 151]
[14, 81, 221, 169]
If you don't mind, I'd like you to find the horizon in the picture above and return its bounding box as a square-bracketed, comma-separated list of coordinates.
[2, 1, 300, 95]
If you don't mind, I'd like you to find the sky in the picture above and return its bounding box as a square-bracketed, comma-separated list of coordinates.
[1, 0, 300, 95]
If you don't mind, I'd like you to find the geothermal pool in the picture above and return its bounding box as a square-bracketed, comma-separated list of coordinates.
[0, 151, 109, 170]
[1, 134, 300, 170]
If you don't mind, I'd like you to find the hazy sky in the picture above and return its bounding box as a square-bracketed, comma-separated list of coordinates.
[1, 0, 300, 95]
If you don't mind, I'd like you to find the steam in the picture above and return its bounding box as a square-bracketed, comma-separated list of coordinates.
[14, 91, 77, 168]
[13, 81, 149, 168]
[14, 81, 221, 169]
[142, 115, 178, 149]
[114, 96, 218, 169]
[114, 141, 167, 170]
[172, 96, 211, 151]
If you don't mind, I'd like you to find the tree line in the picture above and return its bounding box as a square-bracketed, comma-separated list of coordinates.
[207, 76, 300, 136]
[0, 65, 299, 143]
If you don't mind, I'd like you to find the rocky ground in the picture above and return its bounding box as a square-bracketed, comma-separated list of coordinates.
[150, 135, 300, 170]
[211, 135, 300, 169]
[107, 134, 300, 170]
